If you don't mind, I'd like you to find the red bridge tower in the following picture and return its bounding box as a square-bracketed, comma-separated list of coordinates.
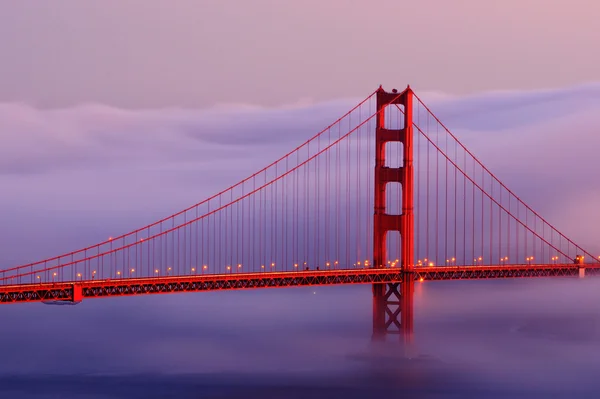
[372, 86, 414, 342]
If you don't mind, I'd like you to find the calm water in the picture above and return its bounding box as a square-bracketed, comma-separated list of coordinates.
[1, 278, 599, 398]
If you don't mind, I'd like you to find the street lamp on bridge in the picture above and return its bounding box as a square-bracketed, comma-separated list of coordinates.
[526, 256, 534, 265]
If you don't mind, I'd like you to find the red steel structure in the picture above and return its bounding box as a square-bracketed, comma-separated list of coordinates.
[1, 86, 599, 341]
[372, 87, 414, 341]
[2, 264, 599, 305]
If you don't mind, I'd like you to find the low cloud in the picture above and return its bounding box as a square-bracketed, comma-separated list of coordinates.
[1, 84, 599, 260]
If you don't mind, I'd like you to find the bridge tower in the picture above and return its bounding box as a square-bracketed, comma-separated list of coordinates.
[372, 85, 414, 343]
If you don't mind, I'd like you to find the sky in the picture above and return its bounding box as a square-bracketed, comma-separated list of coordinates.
[0, 1, 599, 108]
[1, 2, 600, 397]
[1, 83, 599, 266]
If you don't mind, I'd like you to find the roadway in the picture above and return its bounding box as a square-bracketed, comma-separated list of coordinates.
[1, 264, 599, 304]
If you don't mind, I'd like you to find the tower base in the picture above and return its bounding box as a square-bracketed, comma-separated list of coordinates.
[372, 273, 414, 343]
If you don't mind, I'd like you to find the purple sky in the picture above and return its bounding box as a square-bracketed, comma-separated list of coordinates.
[1, 83, 599, 265]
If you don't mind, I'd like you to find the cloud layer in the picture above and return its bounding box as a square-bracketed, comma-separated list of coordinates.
[1, 83, 599, 262]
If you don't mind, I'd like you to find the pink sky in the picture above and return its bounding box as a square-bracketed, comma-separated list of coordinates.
[0, 0, 598, 108]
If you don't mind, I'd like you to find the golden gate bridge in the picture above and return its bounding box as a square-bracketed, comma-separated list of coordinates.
[1, 86, 598, 341]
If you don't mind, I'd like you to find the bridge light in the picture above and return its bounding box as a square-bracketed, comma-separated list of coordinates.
[108, 236, 113, 241]
[478, 257, 482, 261]
[36, 275, 40, 280]
[428, 262, 434, 267]
[271, 263, 275, 267]
[191, 267, 196, 272]
[131, 268, 135, 273]
[451, 257, 456, 262]
[419, 277, 424, 283]
[261, 265, 265, 269]
[326, 262, 330, 267]
[53, 272, 57, 276]
[203, 265, 208, 270]
[334, 261, 338, 265]
[155, 269, 159, 274]
[77, 273, 81, 278]
[294, 263, 298, 268]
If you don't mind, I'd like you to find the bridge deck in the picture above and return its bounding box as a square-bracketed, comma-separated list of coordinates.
[1, 264, 599, 304]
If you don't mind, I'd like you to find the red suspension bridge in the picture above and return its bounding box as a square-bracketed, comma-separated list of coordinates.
[1, 86, 599, 340]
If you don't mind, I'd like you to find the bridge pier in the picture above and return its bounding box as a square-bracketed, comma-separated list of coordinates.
[72, 284, 83, 302]
[372, 276, 414, 343]
[372, 86, 414, 343]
